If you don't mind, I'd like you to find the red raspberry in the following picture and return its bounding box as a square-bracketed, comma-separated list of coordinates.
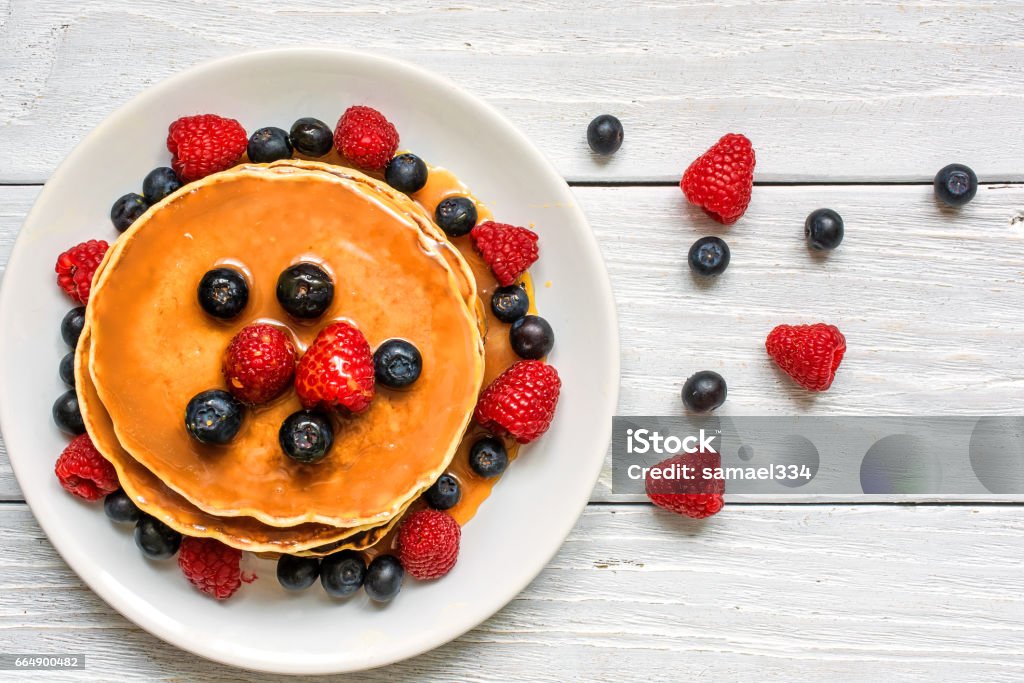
[177, 537, 245, 600]
[166, 114, 247, 182]
[398, 509, 461, 580]
[680, 133, 756, 225]
[222, 324, 296, 404]
[55, 433, 118, 501]
[469, 222, 539, 287]
[474, 360, 560, 444]
[645, 450, 724, 519]
[295, 321, 376, 414]
[766, 323, 846, 392]
[333, 106, 399, 171]
[55, 239, 109, 304]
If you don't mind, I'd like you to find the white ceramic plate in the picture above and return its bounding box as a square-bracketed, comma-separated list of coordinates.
[0, 48, 619, 674]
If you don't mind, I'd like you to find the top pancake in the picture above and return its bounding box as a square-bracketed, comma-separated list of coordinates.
[86, 160, 485, 527]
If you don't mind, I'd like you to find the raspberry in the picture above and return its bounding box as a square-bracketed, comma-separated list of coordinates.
[333, 106, 399, 171]
[680, 133, 756, 225]
[222, 324, 296, 404]
[398, 509, 461, 580]
[55, 433, 118, 501]
[55, 239, 109, 304]
[166, 114, 247, 182]
[295, 321, 376, 414]
[474, 360, 561, 444]
[765, 323, 846, 392]
[645, 450, 724, 519]
[177, 537, 246, 600]
[469, 222, 539, 287]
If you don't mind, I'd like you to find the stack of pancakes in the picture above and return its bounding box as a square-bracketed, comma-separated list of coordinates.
[77, 160, 486, 556]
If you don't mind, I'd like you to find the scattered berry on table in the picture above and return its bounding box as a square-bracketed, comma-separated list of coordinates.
[373, 339, 422, 389]
[247, 126, 294, 164]
[646, 450, 725, 519]
[279, 411, 335, 464]
[166, 114, 247, 182]
[289, 117, 334, 157]
[60, 307, 86, 348]
[509, 314, 554, 360]
[398, 508, 461, 580]
[680, 133, 756, 225]
[110, 193, 150, 232]
[141, 167, 183, 205]
[184, 389, 244, 445]
[178, 536, 244, 600]
[424, 473, 461, 511]
[320, 550, 366, 598]
[134, 514, 182, 560]
[222, 324, 296, 404]
[934, 163, 978, 207]
[469, 436, 509, 478]
[687, 236, 731, 277]
[586, 114, 624, 155]
[103, 489, 141, 525]
[55, 239, 109, 304]
[59, 351, 75, 387]
[53, 389, 85, 435]
[276, 263, 334, 320]
[55, 433, 118, 501]
[804, 208, 844, 251]
[295, 321, 376, 414]
[333, 106, 399, 171]
[490, 284, 530, 323]
[364, 555, 404, 603]
[384, 153, 429, 194]
[474, 360, 561, 444]
[681, 370, 727, 413]
[765, 323, 846, 392]
[277, 554, 320, 591]
[470, 221, 539, 287]
[197, 267, 249, 320]
[434, 196, 478, 238]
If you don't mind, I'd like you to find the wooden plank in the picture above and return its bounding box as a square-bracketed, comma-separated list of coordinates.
[1, 0, 1023, 183]
[0, 503, 1023, 680]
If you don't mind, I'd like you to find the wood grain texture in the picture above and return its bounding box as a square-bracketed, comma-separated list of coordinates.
[1, 0, 1023, 183]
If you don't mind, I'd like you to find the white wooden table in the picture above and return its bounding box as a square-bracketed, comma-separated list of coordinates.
[2, 2, 1024, 680]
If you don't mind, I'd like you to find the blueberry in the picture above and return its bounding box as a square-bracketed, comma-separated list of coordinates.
[276, 263, 334, 319]
[934, 163, 978, 207]
[491, 284, 530, 323]
[52, 390, 84, 435]
[104, 489, 141, 525]
[510, 315, 554, 360]
[469, 436, 508, 478]
[320, 550, 366, 598]
[289, 117, 334, 157]
[197, 268, 249, 320]
[434, 196, 477, 237]
[364, 555, 403, 603]
[277, 554, 321, 591]
[110, 193, 150, 233]
[279, 411, 334, 464]
[587, 114, 624, 155]
[373, 339, 422, 388]
[681, 371, 727, 413]
[184, 390, 244, 445]
[134, 514, 182, 560]
[424, 473, 461, 510]
[59, 352, 75, 387]
[60, 307, 86, 348]
[688, 236, 730, 277]
[142, 167, 182, 204]
[385, 153, 428, 194]
[248, 126, 294, 164]
[804, 209, 844, 251]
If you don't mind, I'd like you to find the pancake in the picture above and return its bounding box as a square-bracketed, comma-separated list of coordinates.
[86, 160, 485, 528]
